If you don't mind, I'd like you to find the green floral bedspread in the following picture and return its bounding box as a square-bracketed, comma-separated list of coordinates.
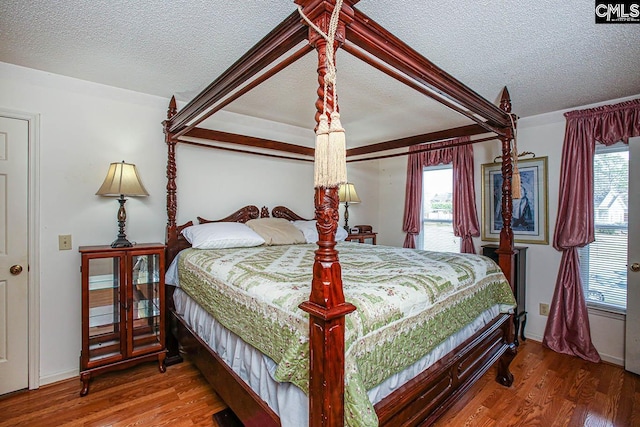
[178, 242, 515, 427]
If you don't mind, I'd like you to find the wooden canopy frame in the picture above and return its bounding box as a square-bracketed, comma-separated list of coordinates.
[163, 1, 517, 426]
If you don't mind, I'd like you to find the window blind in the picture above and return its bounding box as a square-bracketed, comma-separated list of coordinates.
[578, 143, 628, 311]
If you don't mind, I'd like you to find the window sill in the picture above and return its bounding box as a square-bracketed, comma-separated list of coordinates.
[587, 303, 626, 321]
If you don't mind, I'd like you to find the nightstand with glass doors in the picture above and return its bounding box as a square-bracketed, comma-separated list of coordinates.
[79, 243, 166, 396]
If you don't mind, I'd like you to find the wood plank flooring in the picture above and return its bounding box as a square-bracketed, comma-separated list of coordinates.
[432, 340, 640, 427]
[1, 340, 639, 426]
[0, 359, 225, 426]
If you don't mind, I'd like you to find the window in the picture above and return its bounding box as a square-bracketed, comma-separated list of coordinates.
[578, 143, 628, 311]
[419, 165, 459, 252]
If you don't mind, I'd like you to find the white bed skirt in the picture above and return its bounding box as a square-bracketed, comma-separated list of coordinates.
[172, 287, 501, 426]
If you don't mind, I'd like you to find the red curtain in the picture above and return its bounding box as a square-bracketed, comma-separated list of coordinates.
[453, 144, 481, 253]
[543, 98, 640, 363]
[402, 136, 480, 253]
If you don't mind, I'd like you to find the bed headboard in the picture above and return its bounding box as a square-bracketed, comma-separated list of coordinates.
[271, 205, 313, 222]
[165, 205, 312, 266]
[197, 205, 263, 224]
[166, 205, 265, 266]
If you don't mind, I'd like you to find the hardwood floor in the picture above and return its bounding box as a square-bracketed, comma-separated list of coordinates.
[433, 340, 640, 427]
[0, 359, 226, 426]
[1, 340, 639, 426]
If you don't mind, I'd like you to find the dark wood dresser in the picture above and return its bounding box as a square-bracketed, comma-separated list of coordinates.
[482, 244, 527, 345]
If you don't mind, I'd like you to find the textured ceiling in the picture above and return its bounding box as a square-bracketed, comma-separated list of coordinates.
[1, 1, 639, 147]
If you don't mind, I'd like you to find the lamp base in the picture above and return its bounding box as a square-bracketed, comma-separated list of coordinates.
[343, 202, 350, 233]
[110, 237, 133, 248]
[111, 195, 133, 248]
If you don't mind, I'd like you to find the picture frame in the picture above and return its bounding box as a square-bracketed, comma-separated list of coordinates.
[481, 156, 549, 244]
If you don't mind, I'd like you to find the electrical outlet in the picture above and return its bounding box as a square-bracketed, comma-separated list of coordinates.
[59, 234, 72, 250]
[539, 303, 550, 316]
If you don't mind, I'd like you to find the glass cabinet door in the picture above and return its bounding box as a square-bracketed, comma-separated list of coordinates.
[130, 252, 162, 354]
[86, 256, 125, 365]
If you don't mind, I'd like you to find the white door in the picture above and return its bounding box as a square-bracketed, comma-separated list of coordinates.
[625, 136, 640, 374]
[0, 116, 29, 394]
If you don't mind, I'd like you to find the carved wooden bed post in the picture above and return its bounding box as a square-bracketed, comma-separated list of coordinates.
[495, 87, 517, 386]
[496, 87, 516, 289]
[164, 96, 179, 264]
[296, 1, 357, 426]
[163, 96, 184, 366]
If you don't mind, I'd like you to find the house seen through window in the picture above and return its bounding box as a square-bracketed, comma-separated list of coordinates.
[420, 166, 459, 252]
[578, 142, 628, 311]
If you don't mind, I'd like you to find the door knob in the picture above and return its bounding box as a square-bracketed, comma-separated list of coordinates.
[10, 265, 23, 275]
[631, 263, 640, 273]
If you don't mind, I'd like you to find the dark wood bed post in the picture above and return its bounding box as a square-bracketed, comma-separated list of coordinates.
[495, 87, 517, 386]
[163, 96, 183, 366]
[296, 1, 357, 426]
[164, 96, 179, 264]
[496, 87, 516, 289]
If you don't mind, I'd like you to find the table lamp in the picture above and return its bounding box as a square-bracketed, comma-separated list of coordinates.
[338, 182, 360, 232]
[96, 161, 149, 248]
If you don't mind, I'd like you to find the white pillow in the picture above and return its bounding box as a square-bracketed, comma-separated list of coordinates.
[181, 222, 265, 249]
[292, 220, 348, 243]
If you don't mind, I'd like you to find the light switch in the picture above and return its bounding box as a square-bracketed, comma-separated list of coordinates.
[59, 234, 72, 250]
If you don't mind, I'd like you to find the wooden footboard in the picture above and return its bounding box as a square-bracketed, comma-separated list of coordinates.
[375, 313, 515, 427]
[167, 285, 515, 427]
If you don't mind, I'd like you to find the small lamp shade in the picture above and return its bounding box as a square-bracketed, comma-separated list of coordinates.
[338, 183, 360, 231]
[96, 161, 149, 197]
[96, 161, 148, 248]
[338, 183, 361, 204]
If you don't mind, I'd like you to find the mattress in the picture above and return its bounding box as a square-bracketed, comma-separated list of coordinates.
[168, 242, 515, 427]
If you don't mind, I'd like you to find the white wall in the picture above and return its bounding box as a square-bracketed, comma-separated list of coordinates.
[376, 94, 640, 365]
[376, 156, 408, 248]
[341, 160, 380, 232]
[1, 62, 169, 384]
[0, 62, 322, 384]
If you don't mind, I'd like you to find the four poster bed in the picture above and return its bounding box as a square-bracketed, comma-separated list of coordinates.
[162, 1, 519, 426]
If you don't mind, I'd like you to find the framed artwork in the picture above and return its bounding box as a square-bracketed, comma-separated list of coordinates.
[481, 156, 549, 244]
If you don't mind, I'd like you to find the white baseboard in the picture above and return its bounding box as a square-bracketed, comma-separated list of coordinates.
[525, 333, 544, 343]
[520, 335, 623, 367]
[599, 353, 624, 366]
[39, 369, 78, 387]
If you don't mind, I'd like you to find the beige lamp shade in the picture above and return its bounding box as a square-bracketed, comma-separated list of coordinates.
[338, 183, 361, 204]
[96, 161, 149, 197]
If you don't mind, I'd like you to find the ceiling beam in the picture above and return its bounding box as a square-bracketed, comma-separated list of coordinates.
[183, 127, 315, 157]
[346, 124, 488, 157]
[182, 123, 490, 161]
